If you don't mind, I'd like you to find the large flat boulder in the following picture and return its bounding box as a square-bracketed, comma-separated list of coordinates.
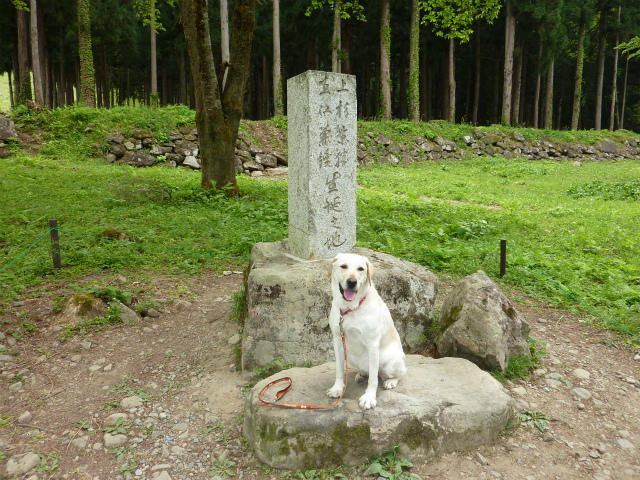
[436, 270, 530, 371]
[244, 355, 514, 469]
[241, 241, 437, 371]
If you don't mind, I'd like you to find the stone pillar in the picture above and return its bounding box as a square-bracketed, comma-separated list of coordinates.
[287, 70, 357, 259]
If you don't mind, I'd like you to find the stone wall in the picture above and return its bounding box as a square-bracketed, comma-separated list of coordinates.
[104, 126, 640, 174]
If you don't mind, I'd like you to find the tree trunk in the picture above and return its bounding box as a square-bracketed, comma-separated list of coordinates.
[16, 7, 31, 104]
[571, 19, 585, 130]
[150, 0, 158, 103]
[472, 25, 481, 124]
[78, 0, 96, 107]
[37, 2, 52, 108]
[620, 55, 628, 129]
[399, 53, 408, 118]
[220, 0, 230, 89]
[447, 37, 455, 123]
[272, 0, 283, 115]
[533, 39, 542, 128]
[408, 0, 420, 121]
[492, 60, 500, 123]
[343, 28, 351, 74]
[8, 68, 15, 108]
[594, 10, 607, 130]
[332, 0, 341, 73]
[420, 47, 429, 121]
[161, 59, 167, 106]
[608, 3, 621, 131]
[179, 50, 187, 104]
[501, 0, 515, 124]
[379, 0, 391, 120]
[543, 58, 554, 129]
[512, 48, 522, 125]
[519, 50, 527, 124]
[30, 0, 45, 106]
[179, 0, 255, 193]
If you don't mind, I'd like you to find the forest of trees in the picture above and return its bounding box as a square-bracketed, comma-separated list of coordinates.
[1, 0, 640, 132]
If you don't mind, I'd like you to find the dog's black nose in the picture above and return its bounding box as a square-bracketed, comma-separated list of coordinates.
[346, 278, 357, 289]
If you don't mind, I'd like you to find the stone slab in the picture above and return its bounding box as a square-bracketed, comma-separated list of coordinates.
[244, 355, 514, 469]
[287, 70, 357, 259]
[241, 241, 437, 371]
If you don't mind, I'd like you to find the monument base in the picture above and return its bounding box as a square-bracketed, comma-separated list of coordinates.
[243, 355, 514, 469]
[241, 240, 438, 372]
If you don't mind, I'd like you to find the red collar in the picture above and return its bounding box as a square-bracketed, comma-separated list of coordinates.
[340, 295, 367, 317]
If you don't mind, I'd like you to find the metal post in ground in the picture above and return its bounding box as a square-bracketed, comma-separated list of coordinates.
[500, 238, 507, 277]
[49, 219, 61, 269]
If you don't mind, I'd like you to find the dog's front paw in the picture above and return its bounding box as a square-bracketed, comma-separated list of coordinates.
[358, 391, 377, 410]
[326, 382, 345, 398]
[383, 378, 399, 390]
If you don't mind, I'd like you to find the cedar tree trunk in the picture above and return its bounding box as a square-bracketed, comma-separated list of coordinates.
[594, 10, 607, 130]
[379, 0, 391, 120]
[501, 0, 515, 124]
[571, 19, 585, 130]
[179, 0, 255, 193]
[408, 0, 419, 121]
[543, 58, 554, 129]
[78, 0, 96, 106]
[273, 0, 283, 115]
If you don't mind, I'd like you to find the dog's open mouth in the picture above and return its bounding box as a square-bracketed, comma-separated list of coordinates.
[339, 284, 357, 302]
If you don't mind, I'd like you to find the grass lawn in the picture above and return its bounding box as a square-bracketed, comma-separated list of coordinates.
[1, 106, 639, 341]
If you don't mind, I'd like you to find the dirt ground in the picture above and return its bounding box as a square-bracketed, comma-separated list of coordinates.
[1, 269, 639, 480]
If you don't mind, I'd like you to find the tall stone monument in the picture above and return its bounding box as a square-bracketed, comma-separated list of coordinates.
[287, 70, 357, 259]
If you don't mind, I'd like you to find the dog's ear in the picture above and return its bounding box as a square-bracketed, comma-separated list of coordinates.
[366, 260, 374, 286]
[328, 257, 337, 278]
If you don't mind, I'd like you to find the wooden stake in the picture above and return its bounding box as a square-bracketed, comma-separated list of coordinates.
[49, 219, 61, 269]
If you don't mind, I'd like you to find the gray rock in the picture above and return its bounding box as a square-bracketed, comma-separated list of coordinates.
[18, 411, 32, 423]
[617, 438, 635, 450]
[147, 308, 160, 318]
[243, 160, 264, 171]
[0, 114, 18, 141]
[0, 354, 15, 363]
[572, 368, 590, 381]
[255, 153, 278, 168]
[120, 395, 144, 409]
[182, 156, 200, 169]
[436, 271, 530, 371]
[108, 133, 124, 144]
[244, 355, 513, 469]
[154, 471, 172, 480]
[273, 151, 288, 165]
[104, 432, 127, 448]
[104, 413, 129, 427]
[242, 241, 438, 371]
[106, 153, 117, 163]
[121, 151, 156, 167]
[228, 334, 241, 345]
[124, 140, 136, 150]
[571, 387, 592, 402]
[249, 144, 263, 155]
[264, 167, 289, 176]
[596, 139, 618, 154]
[5, 452, 41, 477]
[511, 131, 525, 142]
[71, 435, 89, 449]
[116, 302, 139, 325]
[110, 142, 126, 157]
[0, 147, 10, 158]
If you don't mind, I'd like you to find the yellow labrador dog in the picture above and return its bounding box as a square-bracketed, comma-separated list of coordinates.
[326, 253, 407, 409]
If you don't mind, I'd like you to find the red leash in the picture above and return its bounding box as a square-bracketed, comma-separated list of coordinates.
[257, 333, 349, 410]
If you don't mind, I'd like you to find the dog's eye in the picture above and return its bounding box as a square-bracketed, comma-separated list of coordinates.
[340, 264, 347, 269]
[357, 267, 365, 271]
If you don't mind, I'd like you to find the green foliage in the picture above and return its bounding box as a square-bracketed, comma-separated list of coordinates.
[210, 459, 236, 478]
[366, 446, 418, 480]
[230, 289, 246, 324]
[519, 410, 551, 433]
[492, 337, 547, 382]
[87, 285, 133, 304]
[419, 0, 501, 42]
[105, 417, 131, 434]
[38, 453, 60, 474]
[567, 180, 640, 201]
[306, 1, 366, 21]
[254, 357, 295, 381]
[618, 36, 640, 59]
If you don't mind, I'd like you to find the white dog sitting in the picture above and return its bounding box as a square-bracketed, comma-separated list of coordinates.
[326, 253, 407, 410]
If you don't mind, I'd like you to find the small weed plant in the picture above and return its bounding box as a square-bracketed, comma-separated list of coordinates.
[210, 459, 236, 478]
[492, 337, 547, 382]
[254, 357, 295, 381]
[105, 417, 131, 435]
[366, 446, 418, 480]
[87, 285, 133, 304]
[230, 288, 246, 324]
[519, 410, 551, 433]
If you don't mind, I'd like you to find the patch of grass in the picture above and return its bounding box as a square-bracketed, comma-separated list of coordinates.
[230, 288, 246, 324]
[104, 417, 131, 435]
[567, 180, 640, 201]
[492, 337, 547, 382]
[86, 285, 132, 305]
[38, 452, 60, 474]
[254, 357, 295, 381]
[110, 375, 151, 401]
[62, 302, 122, 338]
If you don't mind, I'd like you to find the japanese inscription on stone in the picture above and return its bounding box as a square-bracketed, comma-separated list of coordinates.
[287, 71, 357, 259]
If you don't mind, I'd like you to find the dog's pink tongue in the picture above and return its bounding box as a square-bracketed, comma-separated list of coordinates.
[344, 290, 357, 301]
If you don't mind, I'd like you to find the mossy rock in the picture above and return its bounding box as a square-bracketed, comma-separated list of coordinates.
[243, 355, 513, 469]
[56, 293, 108, 326]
